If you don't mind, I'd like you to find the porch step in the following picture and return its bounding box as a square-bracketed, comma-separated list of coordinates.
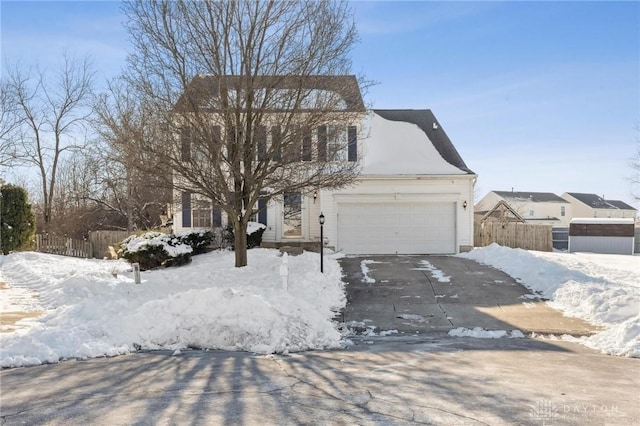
[261, 241, 324, 252]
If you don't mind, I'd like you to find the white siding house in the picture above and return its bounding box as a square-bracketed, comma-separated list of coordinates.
[171, 76, 476, 255]
[257, 110, 476, 254]
[561, 193, 637, 220]
[475, 191, 571, 226]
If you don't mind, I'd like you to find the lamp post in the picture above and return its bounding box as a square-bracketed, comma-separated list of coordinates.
[319, 213, 325, 273]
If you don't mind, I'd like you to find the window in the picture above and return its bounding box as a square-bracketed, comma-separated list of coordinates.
[192, 200, 212, 228]
[283, 192, 302, 238]
[192, 208, 212, 228]
[327, 125, 346, 161]
[561, 206, 565, 217]
[529, 210, 534, 217]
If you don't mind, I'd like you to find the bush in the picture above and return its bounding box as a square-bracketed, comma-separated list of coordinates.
[226, 222, 267, 249]
[1, 184, 36, 254]
[119, 232, 193, 271]
[175, 229, 215, 254]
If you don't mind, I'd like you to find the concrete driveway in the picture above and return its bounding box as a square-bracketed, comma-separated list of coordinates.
[338, 255, 597, 337]
[3, 256, 638, 425]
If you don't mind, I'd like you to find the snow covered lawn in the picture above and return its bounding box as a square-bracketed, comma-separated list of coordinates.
[0, 249, 346, 368]
[460, 244, 640, 358]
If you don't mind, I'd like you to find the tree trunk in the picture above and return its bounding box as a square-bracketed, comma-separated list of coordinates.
[234, 221, 248, 267]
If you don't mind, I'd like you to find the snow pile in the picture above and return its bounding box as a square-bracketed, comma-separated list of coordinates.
[449, 327, 525, 338]
[460, 244, 640, 357]
[415, 260, 450, 283]
[0, 249, 346, 368]
[360, 259, 379, 283]
[123, 232, 193, 256]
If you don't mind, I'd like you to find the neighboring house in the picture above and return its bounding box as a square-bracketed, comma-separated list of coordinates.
[475, 191, 571, 226]
[172, 76, 475, 255]
[561, 193, 638, 219]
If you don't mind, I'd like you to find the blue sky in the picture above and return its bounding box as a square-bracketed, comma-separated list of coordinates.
[2, 1, 639, 207]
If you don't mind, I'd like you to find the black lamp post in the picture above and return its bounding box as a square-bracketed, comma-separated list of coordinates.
[319, 213, 325, 273]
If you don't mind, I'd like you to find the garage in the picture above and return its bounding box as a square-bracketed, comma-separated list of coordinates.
[337, 202, 456, 254]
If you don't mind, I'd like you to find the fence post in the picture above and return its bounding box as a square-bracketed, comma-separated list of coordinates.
[132, 263, 141, 284]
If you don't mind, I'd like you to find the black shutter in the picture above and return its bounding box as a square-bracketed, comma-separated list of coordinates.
[348, 126, 357, 162]
[212, 207, 222, 227]
[317, 125, 327, 161]
[181, 191, 191, 227]
[302, 127, 312, 161]
[258, 198, 267, 225]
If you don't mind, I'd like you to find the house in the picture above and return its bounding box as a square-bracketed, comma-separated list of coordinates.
[561, 193, 637, 219]
[305, 109, 476, 255]
[172, 76, 476, 255]
[475, 191, 571, 226]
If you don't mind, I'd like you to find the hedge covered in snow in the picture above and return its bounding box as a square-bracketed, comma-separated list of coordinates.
[119, 230, 214, 270]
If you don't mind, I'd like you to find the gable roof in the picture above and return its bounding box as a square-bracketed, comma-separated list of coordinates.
[493, 191, 567, 203]
[601, 200, 636, 211]
[372, 109, 474, 174]
[566, 193, 637, 211]
[480, 200, 525, 223]
[176, 74, 366, 112]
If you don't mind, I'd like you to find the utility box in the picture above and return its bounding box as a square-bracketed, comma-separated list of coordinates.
[569, 218, 635, 255]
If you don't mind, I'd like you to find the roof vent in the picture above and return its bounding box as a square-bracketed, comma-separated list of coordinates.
[432, 122, 438, 130]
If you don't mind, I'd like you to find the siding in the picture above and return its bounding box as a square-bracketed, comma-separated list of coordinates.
[320, 176, 475, 252]
[569, 236, 635, 255]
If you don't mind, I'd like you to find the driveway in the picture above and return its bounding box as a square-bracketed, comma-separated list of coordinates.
[2, 256, 638, 425]
[338, 255, 597, 337]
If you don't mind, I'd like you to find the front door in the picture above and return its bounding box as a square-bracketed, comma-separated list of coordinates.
[283, 192, 302, 238]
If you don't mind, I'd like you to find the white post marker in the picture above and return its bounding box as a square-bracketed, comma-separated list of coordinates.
[280, 252, 289, 291]
[132, 263, 141, 284]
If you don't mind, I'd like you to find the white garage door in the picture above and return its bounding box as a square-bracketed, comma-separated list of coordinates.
[337, 202, 456, 254]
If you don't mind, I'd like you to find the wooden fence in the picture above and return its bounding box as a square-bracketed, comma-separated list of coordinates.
[35, 230, 131, 259]
[35, 234, 92, 258]
[88, 230, 130, 259]
[474, 222, 553, 252]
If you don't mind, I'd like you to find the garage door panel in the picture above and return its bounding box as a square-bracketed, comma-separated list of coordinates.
[337, 202, 456, 254]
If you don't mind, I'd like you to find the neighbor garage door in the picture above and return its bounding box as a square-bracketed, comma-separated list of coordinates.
[337, 202, 456, 254]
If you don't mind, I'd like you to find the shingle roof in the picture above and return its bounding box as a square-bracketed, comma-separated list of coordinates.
[493, 191, 567, 203]
[176, 74, 366, 112]
[567, 193, 637, 211]
[372, 109, 474, 174]
[604, 200, 636, 211]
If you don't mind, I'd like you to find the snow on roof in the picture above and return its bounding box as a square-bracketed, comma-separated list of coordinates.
[360, 111, 469, 175]
[570, 218, 635, 225]
[494, 191, 567, 203]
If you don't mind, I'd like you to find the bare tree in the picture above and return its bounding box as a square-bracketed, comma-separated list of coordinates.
[0, 79, 20, 168]
[631, 124, 640, 203]
[93, 78, 170, 233]
[6, 54, 94, 232]
[121, 0, 366, 267]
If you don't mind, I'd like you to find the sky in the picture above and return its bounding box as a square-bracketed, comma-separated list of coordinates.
[1, 1, 639, 208]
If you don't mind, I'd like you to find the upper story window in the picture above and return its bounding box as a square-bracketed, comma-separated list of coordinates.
[561, 206, 565, 217]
